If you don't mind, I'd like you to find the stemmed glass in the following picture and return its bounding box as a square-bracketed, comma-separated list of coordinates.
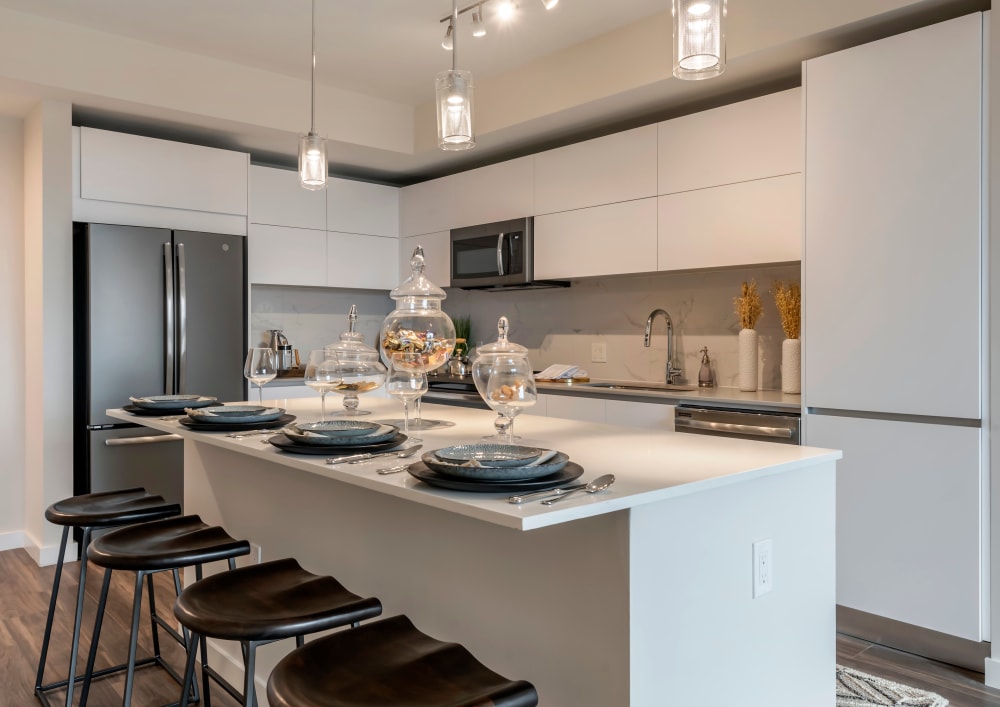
[303, 350, 341, 421]
[385, 361, 428, 440]
[484, 355, 537, 444]
[243, 348, 277, 405]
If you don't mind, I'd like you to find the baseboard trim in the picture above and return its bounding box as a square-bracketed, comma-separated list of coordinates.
[838, 605, 990, 673]
[0, 530, 25, 553]
[984, 657, 1000, 688]
[23, 531, 78, 568]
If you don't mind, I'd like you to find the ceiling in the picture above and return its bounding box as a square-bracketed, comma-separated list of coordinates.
[0, 0, 987, 184]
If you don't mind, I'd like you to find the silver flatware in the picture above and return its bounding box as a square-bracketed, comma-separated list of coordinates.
[507, 483, 587, 504]
[540, 474, 615, 505]
[226, 429, 279, 439]
[376, 463, 413, 475]
[327, 444, 423, 466]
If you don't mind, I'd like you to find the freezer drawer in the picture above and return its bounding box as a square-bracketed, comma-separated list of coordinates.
[88, 427, 184, 509]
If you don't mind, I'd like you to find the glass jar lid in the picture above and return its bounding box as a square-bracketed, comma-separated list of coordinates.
[475, 316, 527, 358]
[390, 247, 447, 303]
[326, 305, 379, 362]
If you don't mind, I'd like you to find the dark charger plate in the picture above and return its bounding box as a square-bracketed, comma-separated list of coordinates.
[124, 404, 214, 417]
[178, 414, 297, 432]
[406, 461, 584, 493]
[268, 432, 408, 456]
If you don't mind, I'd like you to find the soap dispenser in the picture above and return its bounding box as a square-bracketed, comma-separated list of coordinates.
[698, 347, 714, 388]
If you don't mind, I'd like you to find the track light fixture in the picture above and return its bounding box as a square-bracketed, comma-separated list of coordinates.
[472, 8, 486, 37]
[540, 0, 559, 8]
[436, 0, 475, 150]
[442, 23, 454, 50]
[440, 0, 557, 50]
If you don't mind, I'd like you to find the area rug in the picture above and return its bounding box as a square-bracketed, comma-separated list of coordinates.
[837, 665, 948, 706]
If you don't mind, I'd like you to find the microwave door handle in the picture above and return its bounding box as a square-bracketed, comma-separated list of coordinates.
[496, 232, 506, 276]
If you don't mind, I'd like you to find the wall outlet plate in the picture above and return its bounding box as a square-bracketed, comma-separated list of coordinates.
[591, 342, 607, 363]
[752, 538, 773, 598]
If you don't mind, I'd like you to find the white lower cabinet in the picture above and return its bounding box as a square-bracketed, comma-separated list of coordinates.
[534, 198, 658, 280]
[263, 384, 315, 402]
[606, 400, 675, 431]
[327, 232, 398, 290]
[248, 224, 327, 287]
[542, 394, 606, 424]
[805, 413, 983, 641]
[657, 173, 801, 271]
[401, 232, 450, 287]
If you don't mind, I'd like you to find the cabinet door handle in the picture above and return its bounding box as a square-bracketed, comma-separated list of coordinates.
[176, 242, 187, 393]
[163, 243, 175, 394]
[674, 418, 794, 439]
[496, 232, 506, 276]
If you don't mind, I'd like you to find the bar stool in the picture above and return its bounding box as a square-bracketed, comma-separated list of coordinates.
[266, 614, 539, 707]
[79, 514, 251, 707]
[173, 557, 383, 707]
[35, 488, 181, 707]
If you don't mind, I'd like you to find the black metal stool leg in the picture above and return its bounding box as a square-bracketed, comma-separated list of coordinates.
[178, 630, 201, 707]
[79, 567, 113, 707]
[34, 525, 70, 697]
[121, 570, 147, 707]
[64, 526, 93, 707]
[243, 641, 258, 707]
[146, 572, 163, 660]
[171, 568, 200, 705]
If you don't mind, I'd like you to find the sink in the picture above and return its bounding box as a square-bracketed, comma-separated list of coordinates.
[579, 382, 698, 393]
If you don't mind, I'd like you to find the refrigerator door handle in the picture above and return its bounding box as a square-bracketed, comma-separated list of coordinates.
[176, 242, 188, 393]
[163, 243, 175, 394]
[105, 434, 183, 446]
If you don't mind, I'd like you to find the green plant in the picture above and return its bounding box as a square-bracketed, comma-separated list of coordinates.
[453, 315, 471, 357]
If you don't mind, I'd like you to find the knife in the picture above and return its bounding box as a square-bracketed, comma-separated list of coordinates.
[326, 444, 423, 465]
[507, 483, 587, 504]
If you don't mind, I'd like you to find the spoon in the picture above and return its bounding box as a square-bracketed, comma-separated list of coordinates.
[540, 474, 615, 505]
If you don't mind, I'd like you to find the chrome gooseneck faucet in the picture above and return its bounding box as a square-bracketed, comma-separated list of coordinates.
[644, 309, 682, 384]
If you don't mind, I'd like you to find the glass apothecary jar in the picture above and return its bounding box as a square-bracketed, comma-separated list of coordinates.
[324, 305, 387, 416]
[471, 316, 532, 440]
[379, 247, 456, 375]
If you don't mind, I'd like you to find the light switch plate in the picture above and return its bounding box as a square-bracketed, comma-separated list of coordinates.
[591, 342, 607, 363]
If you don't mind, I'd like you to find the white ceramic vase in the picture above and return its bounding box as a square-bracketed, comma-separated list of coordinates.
[781, 338, 801, 395]
[738, 328, 758, 392]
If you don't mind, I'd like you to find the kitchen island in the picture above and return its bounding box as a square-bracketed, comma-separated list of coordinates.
[110, 398, 840, 706]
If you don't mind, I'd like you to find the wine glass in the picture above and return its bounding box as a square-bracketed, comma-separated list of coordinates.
[244, 348, 277, 405]
[385, 362, 428, 440]
[484, 355, 537, 445]
[303, 350, 341, 421]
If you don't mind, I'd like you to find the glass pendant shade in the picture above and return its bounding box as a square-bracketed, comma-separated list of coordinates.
[436, 69, 475, 151]
[672, 0, 726, 80]
[299, 133, 327, 190]
[540, 0, 559, 8]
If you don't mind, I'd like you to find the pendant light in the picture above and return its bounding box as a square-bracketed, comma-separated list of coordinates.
[672, 0, 726, 80]
[299, 0, 327, 190]
[436, 0, 475, 151]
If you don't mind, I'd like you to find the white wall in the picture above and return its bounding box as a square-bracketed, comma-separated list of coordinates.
[0, 115, 25, 549]
[23, 101, 74, 565]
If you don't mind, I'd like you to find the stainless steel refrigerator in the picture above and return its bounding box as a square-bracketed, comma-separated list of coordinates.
[73, 223, 247, 508]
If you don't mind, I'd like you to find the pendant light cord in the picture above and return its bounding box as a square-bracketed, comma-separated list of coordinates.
[310, 0, 317, 133]
[451, 0, 458, 72]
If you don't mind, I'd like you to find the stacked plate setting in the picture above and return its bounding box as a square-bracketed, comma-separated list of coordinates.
[179, 404, 293, 431]
[125, 394, 218, 415]
[269, 420, 406, 455]
[422, 444, 569, 481]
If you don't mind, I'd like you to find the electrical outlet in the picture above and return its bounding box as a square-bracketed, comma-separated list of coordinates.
[591, 342, 607, 363]
[752, 539, 773, 598]
[238, 542, 263, 568]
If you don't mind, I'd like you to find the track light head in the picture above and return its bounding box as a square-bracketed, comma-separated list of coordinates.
[472, 8, 486, 37]
[442, 23, 454, 50]
[540, 0, 559, 8]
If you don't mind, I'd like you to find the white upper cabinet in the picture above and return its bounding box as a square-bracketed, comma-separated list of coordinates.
[534, 126, 657, 215]
[327, 232, 398, 290]
[400, 232, 450, 288]
[450, 157, 534, 229]
[327, 177, 400, 238]
[658, 174, 801, 272]
[79, 127, 248, 216]
[535, 198, 657, 280]
[249, 224, 327, 287]
[401, 177, 454, 237]
[658, 89, 801, 195]
[249, 165, 326, 230]
[803, 13, 982, 419]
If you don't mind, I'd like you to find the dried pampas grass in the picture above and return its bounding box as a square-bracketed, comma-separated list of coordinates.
[772, 281, 801, 340]
[734, 280, 763, 330]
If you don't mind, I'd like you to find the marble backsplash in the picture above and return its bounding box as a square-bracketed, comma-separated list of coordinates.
[251, 263, 801, 392]
[250, 285, 393, 360]
[442, 264, 801, 391]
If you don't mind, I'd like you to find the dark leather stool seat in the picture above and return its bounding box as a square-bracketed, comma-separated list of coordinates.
[267, 615, 539, 707]
[35, 488, 180, 707]
[174, 558, 383, 707]
[79, 514, 250, 707]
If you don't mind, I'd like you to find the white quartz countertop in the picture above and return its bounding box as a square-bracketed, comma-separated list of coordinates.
[109, 397, 839, 532]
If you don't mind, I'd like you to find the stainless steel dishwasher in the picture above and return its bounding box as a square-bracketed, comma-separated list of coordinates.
[674, 405, 801, 444]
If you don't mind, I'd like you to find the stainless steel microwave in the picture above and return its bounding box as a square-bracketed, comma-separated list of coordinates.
[450, 217, 534, 289]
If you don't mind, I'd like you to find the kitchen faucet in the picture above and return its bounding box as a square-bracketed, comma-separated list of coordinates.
[644, 309, 683, 384]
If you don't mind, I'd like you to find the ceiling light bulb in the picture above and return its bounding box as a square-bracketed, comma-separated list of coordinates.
[472, 8, 486, 37]
[687, 2, 711, 15]
[540, 0, 559, 8]
[442, 23, 454, 51]
[496, 1, 517, 21]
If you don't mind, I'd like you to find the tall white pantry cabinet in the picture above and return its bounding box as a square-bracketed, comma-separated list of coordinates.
[803, 11, 987, 652]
